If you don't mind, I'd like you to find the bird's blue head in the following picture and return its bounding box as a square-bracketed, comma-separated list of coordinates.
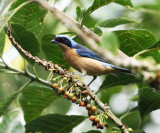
[51, 35, 76, 48]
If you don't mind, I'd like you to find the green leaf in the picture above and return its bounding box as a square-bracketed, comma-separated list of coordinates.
[121, 109, 141, 130]
[136, 3, 160, 10]
[101, 31, 119, 54]
[41, 34, 70, 69]
[76, 6, 81, 20]
[121, 106, 139, 120]
[89, 0, 133, 14]
[97, 17, 139, 28]
[46, 97, 71, 115]
[25, 114, 85, 133]
[58, 31, 75, 36]
[115, 0, 133, 8]
[0, 30, 5, 56]
[76, 6, 85, 21]
[0, 91, 19, 117]
[83, 130, 102, 133]
[10, 2, 47, 38]
[82, 0, 133, 25]
[0, 110, 25, 133]
[138, 88, 160, 118]
[114, 29, 157, 56]
[147, 40, 160, 50]
[133, 130, 145, 133]
[99, 73, 141, 91]
[92, 26, 102, 36]
[9, 0, 27, 10]
[130, 94, 138, 101]
[0, 1, 30, 32]
[11, 24, 40, 64]
[135, 41, 160, 63]
[99, 86, 122, 104]
[19, 84, 57, 122]
[140, 50, 160, 63]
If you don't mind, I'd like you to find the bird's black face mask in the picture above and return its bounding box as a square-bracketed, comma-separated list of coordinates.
[51, 36, 72, 48]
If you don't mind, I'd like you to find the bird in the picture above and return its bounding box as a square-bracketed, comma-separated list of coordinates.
[50, 35, 131, 86]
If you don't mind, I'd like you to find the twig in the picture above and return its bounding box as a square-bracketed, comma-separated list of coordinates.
[18, 79, 33, 91]
[0, 61, 53, 89]
[7, 24, 130, 133]
[133, 47, 160, 58]
[33, 65, 39, 79]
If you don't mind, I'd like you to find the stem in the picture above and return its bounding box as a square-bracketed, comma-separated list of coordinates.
[18, 79, 33, 92]
[133, 47, 159, 58]
[138, 118, 145, 129]
[1, 56, 24, 74]
[24, 60, 29, 75]
[0, 61, 53, 90]
[47, 71, 53, 81]
[33, 65, 39, 79]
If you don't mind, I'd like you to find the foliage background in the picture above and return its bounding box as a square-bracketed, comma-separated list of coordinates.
[0, 0, 160, 133]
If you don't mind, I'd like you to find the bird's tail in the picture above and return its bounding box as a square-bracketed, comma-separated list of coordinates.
[111, 65, 131, 74]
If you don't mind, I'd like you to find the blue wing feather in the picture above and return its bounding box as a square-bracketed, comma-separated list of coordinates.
[75, 44, 109, 64]
[74, 43, 130, 73]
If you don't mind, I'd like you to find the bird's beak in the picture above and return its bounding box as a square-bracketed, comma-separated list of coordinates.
[50, 39, 58, 44]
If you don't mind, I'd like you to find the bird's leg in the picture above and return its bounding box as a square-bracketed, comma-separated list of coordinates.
[81, 70, 97, 87]
[71, 72, 82, 76]
[81, 70, 87, 76]
[88, 76, 97, 87]
[71, 70, 87, 76]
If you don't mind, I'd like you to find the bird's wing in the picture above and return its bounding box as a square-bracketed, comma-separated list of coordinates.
[75, 44, 110, 64]
[75, 44, 131, 73]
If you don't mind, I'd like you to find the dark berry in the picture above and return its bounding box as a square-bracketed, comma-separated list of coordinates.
[88, 110, 92, 116]
[95, 117, 100, 123]
[72, 96, 77, 103]
[86, 104, 91, 110]
[68, 93, 74, 99]
[91, 105, 97, 112]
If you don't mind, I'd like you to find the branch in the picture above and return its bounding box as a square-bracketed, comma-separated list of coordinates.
[32, 0, 160, 90]
[0, 58, 53, 89]
[7, 24, 130, 133]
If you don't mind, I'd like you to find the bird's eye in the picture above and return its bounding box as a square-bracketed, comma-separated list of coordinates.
[61, 38, 65, 42]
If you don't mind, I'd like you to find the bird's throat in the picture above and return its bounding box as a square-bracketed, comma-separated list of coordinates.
[58, 44, 71, 52]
